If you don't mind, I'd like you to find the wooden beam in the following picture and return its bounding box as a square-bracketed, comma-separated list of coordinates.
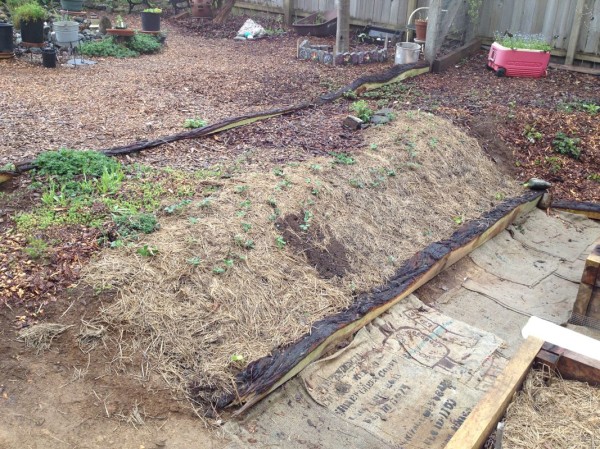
[542, 342, 600, 386]
[432, 38, 481, 73]
[565, 0, 586, 65]
[424, 0, 442, 64]
[214, 192, 543, 413]
[444, 337, 545, 449]
[549, 63, 600, 76]
[572, 245, 600, 317]
[551, 199, 600, 221]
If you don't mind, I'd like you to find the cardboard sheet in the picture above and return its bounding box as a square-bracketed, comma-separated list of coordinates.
[469, 230, 560, 286]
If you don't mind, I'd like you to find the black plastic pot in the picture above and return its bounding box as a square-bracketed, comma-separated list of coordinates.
[20, 19, 44, 44]
[0, 23, 13, 54]
[42, 47, 56, 68]
[141, 12, 160, 32]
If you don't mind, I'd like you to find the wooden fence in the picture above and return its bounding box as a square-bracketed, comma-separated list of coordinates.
[234, 0, 600, 59]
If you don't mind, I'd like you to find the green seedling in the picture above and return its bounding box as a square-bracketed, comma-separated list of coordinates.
[275, 235, 286, 249]
[137, 245, 159, 257]
[183, 118, 208, 129]
[187, 256, 201, 266]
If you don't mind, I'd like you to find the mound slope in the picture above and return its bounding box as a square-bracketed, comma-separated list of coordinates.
[84, 112, 518, 411]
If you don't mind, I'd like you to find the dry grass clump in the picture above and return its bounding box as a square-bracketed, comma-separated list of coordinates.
[83, 111, 518, 406]
[17, 323, 73, 353]
[503, 368, 600, 448]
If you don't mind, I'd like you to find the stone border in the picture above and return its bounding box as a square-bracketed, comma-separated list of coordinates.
[297, 39, 388, 66]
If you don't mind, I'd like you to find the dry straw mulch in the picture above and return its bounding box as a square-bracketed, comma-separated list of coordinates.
[503, 368, 600, 449]
[83, 112, 518, 408]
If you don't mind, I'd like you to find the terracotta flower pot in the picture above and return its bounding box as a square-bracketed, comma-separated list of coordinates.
[415, 19, 427, 41]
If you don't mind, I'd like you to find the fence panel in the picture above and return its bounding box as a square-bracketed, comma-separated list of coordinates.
[478, 0, 599, 54]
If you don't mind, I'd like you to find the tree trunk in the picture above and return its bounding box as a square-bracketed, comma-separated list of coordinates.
[335, 0, 350, 55]
[213, 0, 235, 25]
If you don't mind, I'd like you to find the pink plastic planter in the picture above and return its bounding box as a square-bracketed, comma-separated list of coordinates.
[487, 42, 550, 78]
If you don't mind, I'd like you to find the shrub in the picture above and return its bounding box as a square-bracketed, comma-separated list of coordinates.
[12, 2, 46, 28]
[35, 149, 121, 180]
[552, 132, 581, 159]
[493, 32, 552, 51]
[351, 100, 374, 122]
[80, 34, 161, 58]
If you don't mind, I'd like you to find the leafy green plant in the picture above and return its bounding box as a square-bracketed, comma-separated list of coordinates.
[273, 167, 285, 177]
[114, 213, 159, 239]
[349, 178, 365, 189]
[137, 244, 159, 257]
[350, 100, 374, 122]
[275, 235, 286, 249]
[524, 125, 543, 143]
[35, 149, 120, 181]
[234, 185, 248, 194]
[544, 156, 562, 173]
[184, 118, 207, 129]
[329, 152, 355, 165]
[187, 256, 201, 266]
[588, 173, 600, 183]
[23, 237, 48, 260]
[164, 199, 191, 214]
[241, 222, 252, 232]
[127, 33, 162, 54]
[299, 210, 313, 231]
[234, 234, 255, 249]
[581, 102, 599, 115]
[552, 132, 581, 159]
[493, 32, 551, 51]
[452, 215, 465, 225]
[12, 2, 46, 28]
[80, 37, 138, 58]
[142, 7, 162, 13]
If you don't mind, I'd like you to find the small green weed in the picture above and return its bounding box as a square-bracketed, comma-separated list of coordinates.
[329, 152, 356, 165]
[137, 244, 159, 257]
[187, 256, 202, 266]
[275, 235, 286, 249]
[524, 125, 543, 143]
[234, 185, 248, 194]
[183, 118, 208, 129]
[588, 173, 600, 183]
[273, 167, 285, 177]
[23, 237, 48, 260]
[299, 210, 313, 231]
[350, 100, 374, 122]
[544, 156, 562, 173]
[552, 132, 581, 159]
[164, 199, 191, 214]
[309, 164, 322, 172]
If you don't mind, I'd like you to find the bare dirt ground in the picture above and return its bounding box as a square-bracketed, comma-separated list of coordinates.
[0, 11, 598, 449]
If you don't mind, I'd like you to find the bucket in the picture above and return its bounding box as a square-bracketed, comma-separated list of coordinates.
[54, 21, 79, 45]
[0, 23, 13, 55]
[395, 42, 420, 65]
[20, 19, 44, 44]
[42, 47, 56, 68]
[141, 12, 161, 31]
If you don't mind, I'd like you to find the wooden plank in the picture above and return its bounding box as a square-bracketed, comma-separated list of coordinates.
[444, 337, 545, 449]
[573, 283, 595, 316]
[566, 0, 586, 64]
[220, 192, 543, 413]
[535, 349, 560, 370]
[432, 38, 482, 73]
[549, 62, 600, 75]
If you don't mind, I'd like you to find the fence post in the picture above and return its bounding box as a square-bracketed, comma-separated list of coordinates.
[565, 0, 585, 65]
[406, 0, 417, 40]
[283, 0, 293, 26]
[424, 0, 443, 64]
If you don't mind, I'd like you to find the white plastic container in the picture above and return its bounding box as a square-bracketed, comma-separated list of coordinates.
[395, 42, 421, 65]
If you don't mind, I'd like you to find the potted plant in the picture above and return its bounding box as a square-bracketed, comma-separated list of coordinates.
[141, 7, 161, 32]
[107, 15, 135, 37]
[414, 17, 427, 41]
[12, 2, 46, 44]
[60, 0, 84, 12]
[487, 32, 552, 78]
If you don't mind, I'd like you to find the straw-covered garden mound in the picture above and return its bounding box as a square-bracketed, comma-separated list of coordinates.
[83, 111, 518, 411]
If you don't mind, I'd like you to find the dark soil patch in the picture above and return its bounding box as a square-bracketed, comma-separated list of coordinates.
[276, 212, 349, 279]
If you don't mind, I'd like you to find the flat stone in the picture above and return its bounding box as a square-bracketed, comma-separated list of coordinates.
[370, 115, 391, 125]
[343, 115, 364, 130]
